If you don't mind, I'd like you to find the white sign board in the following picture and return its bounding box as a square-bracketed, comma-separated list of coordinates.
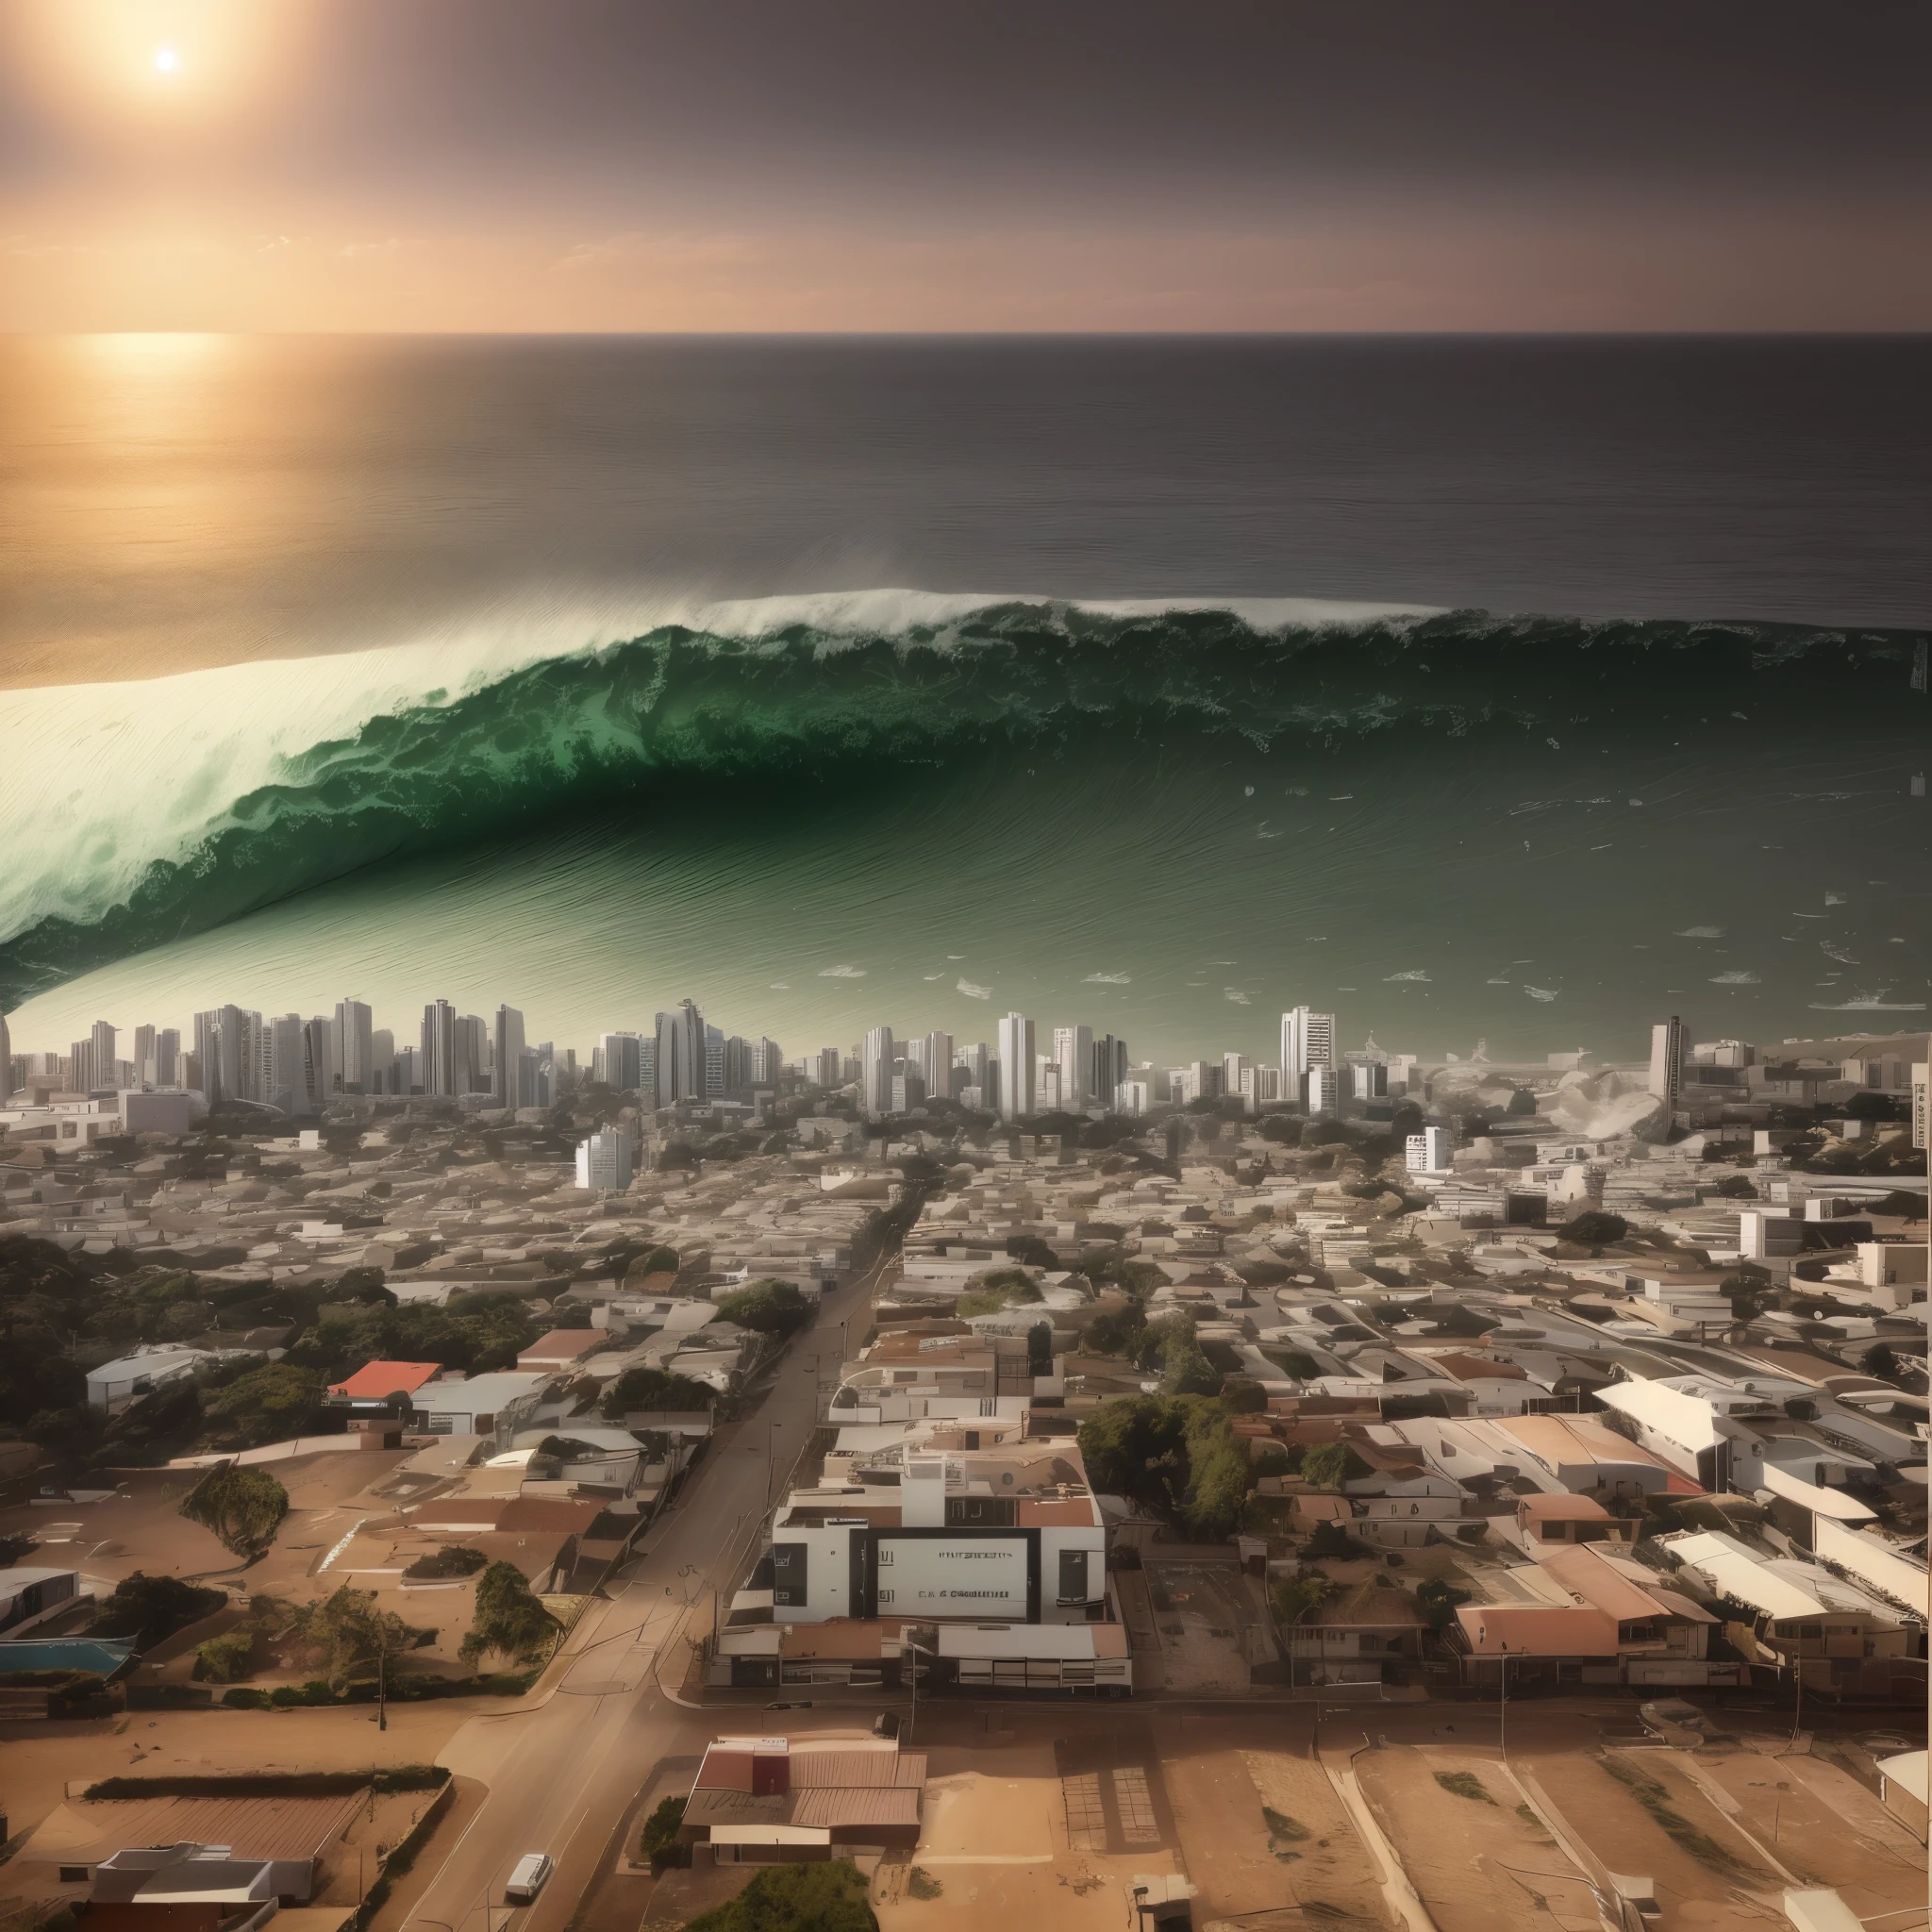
[874, 1535, 1027, 1614]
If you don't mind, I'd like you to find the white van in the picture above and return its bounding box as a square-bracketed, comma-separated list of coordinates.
[505, 1854, 553, 1905]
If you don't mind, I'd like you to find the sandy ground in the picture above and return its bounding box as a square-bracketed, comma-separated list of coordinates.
[1356, 1745, 1600, 1932]
[1159, 1711, 1389, 1929]
[1674, 1739, 1925, 1921]
[4, 1470, 237, 1589]
[1522, 1743, 1785, 1932]
[1143, 1559, 1268, 1693]
[0, 1700, 475, 1875]
[876, 1735, 1180, 1932]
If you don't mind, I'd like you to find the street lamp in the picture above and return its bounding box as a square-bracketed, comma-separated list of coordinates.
[903, 1636, 935, 1742]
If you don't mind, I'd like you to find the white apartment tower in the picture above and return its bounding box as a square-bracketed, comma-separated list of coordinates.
[997, 1012, 1036, 1121]
[1053, 1024, 1093, 1110]
[1280, 1006, 1336, 1099]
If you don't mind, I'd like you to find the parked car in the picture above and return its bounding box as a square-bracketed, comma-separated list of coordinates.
[506, 1854, 553, 1904]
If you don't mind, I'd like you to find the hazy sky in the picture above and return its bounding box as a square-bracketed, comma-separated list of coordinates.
[2, 0, 1928, 331]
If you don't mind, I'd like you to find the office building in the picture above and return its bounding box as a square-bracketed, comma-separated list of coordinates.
[1307, 1065, 1342, 1115]
[997, 1012, 1035, 1122]
[267, 1014, 304, 1114]
[598, 1030, 644, 1092]
[90, 1022, 116, 1093]
[1053, 1024, 1093, 1110]
[302, 1014, 335, 1112]
[891, 1066, 925, 1113]
[1091, 1034, 1127, 1104]
[705, 1023, 726, 1097]
[1648, 1016, 1684, 1116]
[861, 1025, 896, 1119]
[422, 1000, 459, 1099]
[1407, 1126, 1452, 1174]
[812, 1046, 842, 1091]
[1239, 1063, 1281, 1112]
[335, 999, 375, 1094]
[494, 1005, 526, 1108]
[655, 1000, 706, 1108]
[1280, 1007, 1336, 1098]
[155, 1027, 179, 1088]
[751, 1037, 786, 1089]
[575, 1129, 635, 1191]
[1352, 1060, 1389, 1101]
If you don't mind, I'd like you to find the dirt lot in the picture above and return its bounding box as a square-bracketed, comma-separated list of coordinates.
[1663, 1740, 1925, 1922]
[1357, 1744, 1602, 1932]
[0, 1702, 474, 1870]
[1521, 1742, 1787, 1931]
[1142, 1558, 1274, 1693]
[1157, 1713, 1389, 1929]
[876, 1731, 1183, 1932]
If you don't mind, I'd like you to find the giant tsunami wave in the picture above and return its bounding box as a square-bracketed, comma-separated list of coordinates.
[0, 593, 1922, 1008]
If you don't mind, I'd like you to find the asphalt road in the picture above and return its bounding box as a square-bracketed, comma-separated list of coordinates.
[400, 1263, 879, 1932]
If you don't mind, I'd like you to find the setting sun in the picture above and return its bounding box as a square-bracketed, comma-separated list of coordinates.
[151, 45, 180, 75]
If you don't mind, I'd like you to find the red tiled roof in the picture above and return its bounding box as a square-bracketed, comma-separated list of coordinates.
[327, 1361, 441, 1399]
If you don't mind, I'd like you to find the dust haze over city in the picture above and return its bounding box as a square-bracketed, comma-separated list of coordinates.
[0, 8, 1927, 1932]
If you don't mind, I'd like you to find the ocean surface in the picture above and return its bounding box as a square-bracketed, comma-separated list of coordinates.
[2, 334, 1927, 1066]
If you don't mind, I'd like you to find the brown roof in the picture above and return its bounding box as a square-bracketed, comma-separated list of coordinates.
[1309, 1581, 1427, 1630]
[1431, 1352, 1528, 1382]
[497, 1497, 603, 1533]
[23, 1793, 358, 1868]
[684, 1789, 785, 1826]
[791, 1751, 925, 1789]
[791, 1789, 922, 1829]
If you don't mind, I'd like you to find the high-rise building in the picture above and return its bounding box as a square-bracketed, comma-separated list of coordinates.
[918, 1031, 954, 1100]
[132, 1024, 156, 1087]
[459, 1013, 489, 1093]
[997, 1012, 1035, 1122]
[154, 1028, 180, 1088]
[395, 1046, 422, 1094]
[1406, 1127, 1452, 1174]
[1307, 1065, 1342, 1116]
[861, 1025, 896, 1119]
[422, 1000, 459, 1098]
[1280, 1007, 1336, 1097]
[813, 1046, 842, 1090]
[336, 1000, 375, 1094]
[0, 1011, 9, 1103]
[370, 1029, 395, 1093]
[721, 1034, 755, 1097]
[268, 1014, 304, 1114]
[655, 1000, 706, 1108]
[91, 1022, 117, 1092]
[1648, 1016, 1684, 1116]
[598, 1030, 644, 1092]
[954, 1041, 989, 1094]
[1222, 1052, 1250, 1099]
[1037, 1058, 1062, 1111]
[751, 1037, 785, 1089]
[575, 1129, 634, 1191]
[1091, 1035, 1128, 1107]
[705, 1024, 727, 1098]
[303, 1014, 336, 1112]
[1239, 1064, 1281, 1112]
[1352, 1061, 1389, 1101]
[494, 1005, 526, 1108]
[891, 1066, 926, 1113]
[1053, 1024, 1093, 1110]
[194, 1009, 224, 1102]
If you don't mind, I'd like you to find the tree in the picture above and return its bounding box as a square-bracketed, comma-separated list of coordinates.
[600, 1367, 716, 1419]
[1076, 1397, 1190, 1499]
[94, 1572, 225, 1648]
[1083, 1302, 1147, 1357]
[714, 1280, 812, 1338]
[460, 1561, 557, 1667]
[1861, 1342, 1901, 1383]
[195, 1630, 256, 1683]
[1025, 1321, 1055, 1376]
[684, 1859, 877, 1932]
[199, 1363, 326, 1450]
[1272, 1571, 1334, 1627]
[180, 1465, 289, 1558]
[1414, 1576, 1472, 1633]
[1557, 1210, 1628, 1247]
[298, 1585, 428, 1688]
[639, 1796, 691, 1874]
[1300, 1441, 1349, 1490]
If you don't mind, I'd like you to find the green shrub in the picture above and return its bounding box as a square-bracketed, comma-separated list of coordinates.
[180, 1465, 289, 1558]
[639, 1795, 690, 1873]
[460, 1562, 557, 1666]
[94, 1572, 226, 1648]
[685, 1858, 877, 1932]
[196, 1630, 256, 1683]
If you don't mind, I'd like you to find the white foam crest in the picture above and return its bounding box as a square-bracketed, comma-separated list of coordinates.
[0, 585, 1440, 944]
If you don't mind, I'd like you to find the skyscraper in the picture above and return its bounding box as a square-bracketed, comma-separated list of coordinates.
[303, 1014, 336, 1112]
[751, 1037, 786, 1089]
[813, 1046, 842, 1090]
[336, 999, 375, 1094]
[1280, 1006, 1336, 1099]
[1053, 1024, 1093, 1109]
[422, 1000, 459, 1098]
[495, 1005, 526, 1108]
[655, 1000, 706, 1108]
[861, 1025, 896, 1119]
[91, 1022, 117, 1092]
[1091, 1035, 1128, 1107]
[269, 1014, 305, 1114]
[0, 1010, 10, 1103]
[598, 1030, 644, 1092]
[133, 1024, 156, 1087]
[1648, 1016, 1684, 1117]
[997, 1012, 1035, 1122]
[155, 1028, 179, 1088]
[918, 1030, 955, 1100]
